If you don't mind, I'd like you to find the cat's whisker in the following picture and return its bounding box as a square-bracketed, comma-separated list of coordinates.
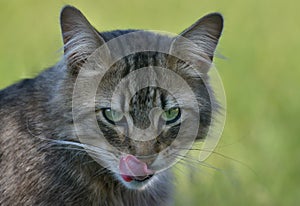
[92, 167, 110, 178]
[174, 146, 256, 174]
[37, 137, 120, 170]
[41, 137, 115, 154]
[167, 152, 222, 172]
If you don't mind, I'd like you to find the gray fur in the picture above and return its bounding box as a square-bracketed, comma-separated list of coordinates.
[0, 5, 223, 205]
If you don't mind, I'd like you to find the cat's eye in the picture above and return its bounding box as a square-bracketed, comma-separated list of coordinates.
[102, 108, 124, 124]
[161, 107, 181, 124]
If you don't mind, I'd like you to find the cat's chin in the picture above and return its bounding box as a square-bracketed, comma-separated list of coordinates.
[116, 173, 156, 190]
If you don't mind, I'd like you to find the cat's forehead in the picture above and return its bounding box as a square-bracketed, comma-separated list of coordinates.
[98, 82, 177, 112]
[125, 52, 166, 69]
[95, 31, 197, 111]
[98, 51, 170, 92]
[129, 87, 177, 110]
[96, 51, 194, 110]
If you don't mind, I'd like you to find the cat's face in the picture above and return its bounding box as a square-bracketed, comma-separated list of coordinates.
[94, 53, 205, 188]
[60, 6, 223, 189]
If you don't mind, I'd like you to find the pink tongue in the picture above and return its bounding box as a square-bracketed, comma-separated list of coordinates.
[119, 155, 153, 182]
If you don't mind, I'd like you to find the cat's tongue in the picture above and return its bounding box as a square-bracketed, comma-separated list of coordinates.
[119, 155, 153, 182]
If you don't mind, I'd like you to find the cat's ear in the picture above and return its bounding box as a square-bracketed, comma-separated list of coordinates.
[170, 13, 223, 67]
[60, 6, 108, 72]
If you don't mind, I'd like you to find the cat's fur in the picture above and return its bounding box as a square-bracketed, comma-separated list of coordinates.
[0, 6, 223, 206]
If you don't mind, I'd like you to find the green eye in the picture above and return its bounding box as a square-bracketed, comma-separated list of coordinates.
[102, 108, 124, 124]
[161, 107, 181, 124]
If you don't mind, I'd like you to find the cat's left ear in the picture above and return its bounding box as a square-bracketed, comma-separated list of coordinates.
[60, 6, 109, 73]
[170, 13, 223, 64]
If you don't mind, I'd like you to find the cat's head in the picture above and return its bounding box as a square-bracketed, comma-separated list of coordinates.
[59, 6, 223, 189]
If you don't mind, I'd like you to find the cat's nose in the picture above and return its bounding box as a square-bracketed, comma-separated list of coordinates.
[131, 141, 158, 159]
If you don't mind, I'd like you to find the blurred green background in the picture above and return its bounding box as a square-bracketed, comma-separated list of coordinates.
[0, 0, 299, 205]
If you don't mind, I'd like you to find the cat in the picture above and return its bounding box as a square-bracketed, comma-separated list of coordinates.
[0, 5, 223, 206]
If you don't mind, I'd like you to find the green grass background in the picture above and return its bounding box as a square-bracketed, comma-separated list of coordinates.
[0, 0, 299, 205]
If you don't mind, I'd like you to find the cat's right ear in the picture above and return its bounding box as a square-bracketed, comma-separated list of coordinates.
[60, 6, 108, 74]
[169, 13, 223, 73]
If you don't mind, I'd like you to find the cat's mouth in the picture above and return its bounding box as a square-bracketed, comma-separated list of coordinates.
[121, 174, 154, 182]
[119, 154, 155, 184]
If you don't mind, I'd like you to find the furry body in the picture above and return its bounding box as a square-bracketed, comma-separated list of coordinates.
[0, 42, 173, 206]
